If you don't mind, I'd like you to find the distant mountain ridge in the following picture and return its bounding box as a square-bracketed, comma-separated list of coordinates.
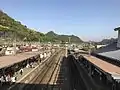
[95, 38, 117, 45]
[46, 31, 83, 43]
[0, 10, 82, 43]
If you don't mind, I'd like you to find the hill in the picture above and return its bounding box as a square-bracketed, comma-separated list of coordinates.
[97, 38, 117, 45]
[91, 38, 117, 46]
[46, 31, 83, 43]
[0, 10, 83, 43]
[0, 10, 46, 42]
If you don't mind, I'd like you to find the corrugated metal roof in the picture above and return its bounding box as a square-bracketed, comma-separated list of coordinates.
[95, 42, 118, 53]
[98, 50, 120, 61]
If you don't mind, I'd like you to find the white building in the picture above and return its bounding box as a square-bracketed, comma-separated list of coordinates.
[96, 45, 107, 49]
[5, 47, 15, 55]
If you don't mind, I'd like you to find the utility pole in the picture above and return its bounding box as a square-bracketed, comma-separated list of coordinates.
[89, 41, 92, 56]
[13, 32, 17, 55]
[68, 37, 71, 44]
[68, 37, 71, 49]
[39, 38, 41, 45]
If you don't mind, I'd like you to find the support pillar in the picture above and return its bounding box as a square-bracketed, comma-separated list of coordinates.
[89, 63, 92, 76]
[100, 74, 102, 81]
[65, 47, 67, 57]
[112, 81, 116, 90]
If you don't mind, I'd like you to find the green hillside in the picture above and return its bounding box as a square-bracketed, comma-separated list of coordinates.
[0, 10, 46, 42]
[0, 10, 83, 43]
[46, 31, 83, 43]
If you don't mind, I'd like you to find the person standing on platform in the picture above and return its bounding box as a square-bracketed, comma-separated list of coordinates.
[44, 52, 47, 59]
[11, 76, 16, 84]
[26, 63, 30, 68]
[0, 76, 5, 86]
[20, 68, 23, 75]
[0, 76, 2, 86]
[40, 53, 43, 62]
[6, 74, 11, 85]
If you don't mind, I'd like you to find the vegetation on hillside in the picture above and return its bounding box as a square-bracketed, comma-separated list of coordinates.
[0, 10, 82, 43]
[0, 10, 46, 42]
[96, 38, 117, 45]
[46, 31, 83, 43]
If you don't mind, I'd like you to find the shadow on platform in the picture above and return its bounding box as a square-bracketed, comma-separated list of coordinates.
[8, 83, 63, 90]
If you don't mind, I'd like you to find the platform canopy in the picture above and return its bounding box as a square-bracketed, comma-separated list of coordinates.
[98, 49, 120, 61]
[0, 51, 41, 69]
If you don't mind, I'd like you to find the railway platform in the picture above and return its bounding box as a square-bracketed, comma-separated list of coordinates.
[79, 53, 120, 90]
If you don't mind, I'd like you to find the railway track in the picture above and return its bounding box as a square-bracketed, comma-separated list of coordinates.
[23, 49, 65, 90]
[68, 55, 87, 90]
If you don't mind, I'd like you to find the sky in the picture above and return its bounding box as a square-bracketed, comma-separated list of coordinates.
[0, 0, 120, 41]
